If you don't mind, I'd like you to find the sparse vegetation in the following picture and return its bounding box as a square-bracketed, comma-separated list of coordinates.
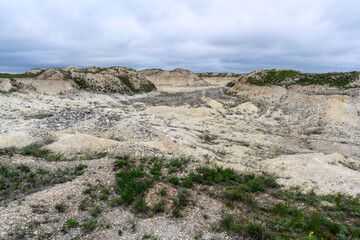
[118, 75, 136, 92]
[0, 144, 108, 162]
[139, 81, 156, 92]
[71, 68, 156, 93]
[110, 156, 359, 239]
[0, 163, 88, 205]
[4, 154, 359, 239]
[226, 81, 236, 87]
[73, 77, 90, 90]
[247, 69, 360, 88]
[24, 113, 53, 119]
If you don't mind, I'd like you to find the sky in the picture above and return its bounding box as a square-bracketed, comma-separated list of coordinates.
[0, 0, 360, 73]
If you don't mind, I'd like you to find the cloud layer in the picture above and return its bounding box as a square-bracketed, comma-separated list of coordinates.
[1, 0, 360, 73]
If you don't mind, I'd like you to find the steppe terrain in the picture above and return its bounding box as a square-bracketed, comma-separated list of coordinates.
[0, 67, 359, 239]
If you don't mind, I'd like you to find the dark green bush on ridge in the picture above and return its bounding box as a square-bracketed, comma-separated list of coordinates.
[247, 69, 360, 88]
[0, 73, 41, 78]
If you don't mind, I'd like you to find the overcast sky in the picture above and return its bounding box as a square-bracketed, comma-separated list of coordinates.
[1, 0, 360, 73]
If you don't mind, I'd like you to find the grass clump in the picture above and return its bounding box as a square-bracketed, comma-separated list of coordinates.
[17, 143, 65, 161]
[90, 205, 102, 217]
[246, 222, 263, 239]
[150, 165, 162, 176]
[166, 157, 191, 173]
[62, 218, 79, 231]
[159, 189, 167, 196]
[134, 197, 148, 213]
[81, 219, 97, 232]
[0, 147, 16, 157]
[177, 188, 189, 206]
[55, 203, 67, 213]
[220, 212, 238, 233]
[99, 193, 109, 201]
[169, 177, 180, 185]
[172, 206, 182, 218]
[20, 144, 49, 158]
[114, 155, 130, 170]
[78, 198, 90, 211]
[182, 177, 193, 188]
[153, 201, 164, 213]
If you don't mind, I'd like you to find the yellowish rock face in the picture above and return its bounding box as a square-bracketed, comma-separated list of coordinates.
[323, 96, 358, 126]
[230, 102, 259, 115]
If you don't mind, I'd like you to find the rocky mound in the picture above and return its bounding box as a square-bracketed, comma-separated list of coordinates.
[140, 68, 210, 86]
[1, 66, 157, 94]
[0, 79, 15, 93]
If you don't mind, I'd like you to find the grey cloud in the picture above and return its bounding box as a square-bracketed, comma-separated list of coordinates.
[0, 0, 360, 73]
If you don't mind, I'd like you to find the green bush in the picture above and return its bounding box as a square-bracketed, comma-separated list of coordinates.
[159, 189, 167, 196]
[248, 179, 265, 192]
[150, 166, 162, 176]
[99, 193, 109, 201]
[115, 169, 152, 204]
[182, 178, 193, 188]
[169, 177, 180, 185]
[63, 218, 79, 231]
[0, 73, 41, 78]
